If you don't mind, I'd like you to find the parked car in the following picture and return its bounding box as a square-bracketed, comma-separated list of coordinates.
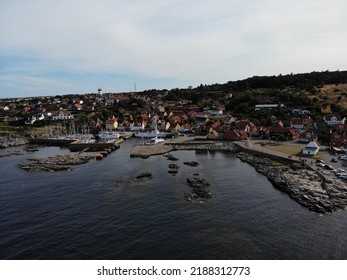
[331, 158, 338, 162]
[316, 159, 325, 164]
[325, 165, 334, 170]
[316, 162, 325, 167]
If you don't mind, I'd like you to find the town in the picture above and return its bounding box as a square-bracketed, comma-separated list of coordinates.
[1, 71, 347, 154]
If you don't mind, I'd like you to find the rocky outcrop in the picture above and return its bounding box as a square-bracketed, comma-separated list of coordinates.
[0, 136, 28, 149]
[18, 154, 94, 172]
[168, 164, 179, 175]
[183, 161, 199, 167]
[164, 153, 179, 161]
[237, 152, 347, 213]
[185, 176, 212, 203]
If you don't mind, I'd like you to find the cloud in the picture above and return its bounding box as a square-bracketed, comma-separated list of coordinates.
[1, 0, 347, 96]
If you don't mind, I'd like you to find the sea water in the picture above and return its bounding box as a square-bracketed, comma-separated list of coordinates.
[0, 139, 346, 259]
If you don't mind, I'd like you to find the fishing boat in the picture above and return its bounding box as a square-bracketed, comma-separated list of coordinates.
[25, 145, 40, 152]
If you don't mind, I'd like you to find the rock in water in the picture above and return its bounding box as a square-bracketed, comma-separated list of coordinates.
[164, 153, 179, 161]
[185, 177, 212, 202]
[183, 161, 199, 167]
[17, 154, 93, 172]
[135, 172, 153, 180]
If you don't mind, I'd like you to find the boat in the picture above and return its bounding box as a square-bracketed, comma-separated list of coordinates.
[98, 131, 120, 141]
[146, 136, 165, 145]
[96, 153, 103, 160]
[26, 146, 40, 152]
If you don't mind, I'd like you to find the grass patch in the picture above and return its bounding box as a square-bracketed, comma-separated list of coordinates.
[265, 144, 304, 155]
[271, 160, 285, 167]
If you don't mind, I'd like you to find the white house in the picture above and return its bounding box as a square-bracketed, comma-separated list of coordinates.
[302, 140, 320, 156]
[52, 110, 74, 120]
[323, 115, 345, 126]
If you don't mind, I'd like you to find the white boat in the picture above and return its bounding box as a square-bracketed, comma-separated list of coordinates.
[147, 136, 165, 144]
[98, 131, 120, 141]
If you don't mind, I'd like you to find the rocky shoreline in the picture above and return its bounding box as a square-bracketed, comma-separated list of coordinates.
[0, 135, 28, 149]
[237, 152, 347, 213]
[17, 154, 94, 172]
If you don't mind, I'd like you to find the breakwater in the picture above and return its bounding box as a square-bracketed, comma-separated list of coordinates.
[130, 140, 238, 158]
[28, 138, 75, 146]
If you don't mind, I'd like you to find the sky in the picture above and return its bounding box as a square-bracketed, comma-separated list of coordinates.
[0, 0, 346, 98]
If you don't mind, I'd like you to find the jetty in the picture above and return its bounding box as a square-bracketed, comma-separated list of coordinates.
[28, 138, 75, 146]
[69, 139, 124, 152]
[130, 136, 238, 158]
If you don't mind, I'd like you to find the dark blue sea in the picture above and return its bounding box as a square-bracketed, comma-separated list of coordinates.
[0, 138, 346, 260]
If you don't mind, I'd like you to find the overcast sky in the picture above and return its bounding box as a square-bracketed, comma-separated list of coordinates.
[0, 0, 346, 98]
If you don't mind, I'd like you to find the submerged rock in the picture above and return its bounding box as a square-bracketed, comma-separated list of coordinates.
[168, 163, 180, 175]
[185, 176, 212, 202]
[164, 153, 179, 161]
[183, 161, 199, 167]
[135, 172, 153, 180]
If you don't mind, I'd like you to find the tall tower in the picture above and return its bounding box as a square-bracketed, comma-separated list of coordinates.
[97, 87, 102, 96]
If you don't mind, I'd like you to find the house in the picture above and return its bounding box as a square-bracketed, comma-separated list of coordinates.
[268, 126, 297, 141]
[74, 103, 83, 111]
[221, 130, 247, 140]
[323, 115, 346, 126]
[105, 118, 118, 131]
[52, 110, 74, 120]
[290, 118, 304, 131]
[334, 124, 347, 134]
[298, 130, 318, 143]
[329, 134, 347, 150]
[302, 140, 320, 156]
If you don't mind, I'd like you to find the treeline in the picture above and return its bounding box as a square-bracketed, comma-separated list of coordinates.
[196, 70, 347, 93]
[144, 70, 347, 103]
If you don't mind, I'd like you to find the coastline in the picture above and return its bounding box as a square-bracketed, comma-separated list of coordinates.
[130, 137, 347, 213]
[3, 133, 347, 213]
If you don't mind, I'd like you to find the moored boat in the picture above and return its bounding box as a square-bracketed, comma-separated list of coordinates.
[98, 131, 120, 141]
